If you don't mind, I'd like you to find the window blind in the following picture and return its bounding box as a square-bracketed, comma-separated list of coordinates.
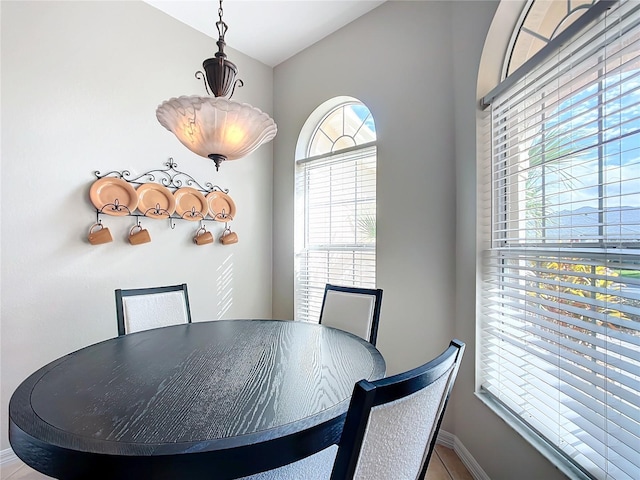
[480, 1, 640, 479]
[295, 146, 377, 323]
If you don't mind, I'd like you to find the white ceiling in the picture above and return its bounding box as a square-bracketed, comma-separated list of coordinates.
[144, 1, 386, 67]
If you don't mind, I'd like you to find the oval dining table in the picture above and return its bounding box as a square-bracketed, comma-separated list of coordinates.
[9, 319, 386, 479]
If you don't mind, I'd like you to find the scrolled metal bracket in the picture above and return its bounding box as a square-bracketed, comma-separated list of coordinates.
[143, 203, 172, 219]
[97, 199, 132, 216]
[195, 71, 211, 96]
[91, 159, 234, 240]
[94, 158, 229, 194]
[229, 78, 243, 100]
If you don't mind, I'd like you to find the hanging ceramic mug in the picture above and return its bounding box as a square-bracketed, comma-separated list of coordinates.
[193, 226, 214, 245]
[88, 222, 113, 245]
[128, 224, 151, 245]
[220, 226, 238, 245]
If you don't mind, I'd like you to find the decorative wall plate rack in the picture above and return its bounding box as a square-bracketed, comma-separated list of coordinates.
[89, 159, 236, 245]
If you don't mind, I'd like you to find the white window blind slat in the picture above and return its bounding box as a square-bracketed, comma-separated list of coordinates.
[295, 122, 377, 322]
[480, 2, 640, 479]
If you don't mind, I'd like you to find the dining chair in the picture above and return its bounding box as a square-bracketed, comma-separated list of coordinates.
[114, 283, 192, 336]
[244, 339, 465, 480]
[319, 284, 383, 345]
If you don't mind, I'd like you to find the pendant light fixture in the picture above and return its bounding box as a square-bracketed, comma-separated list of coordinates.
[156, 0, 277, 171]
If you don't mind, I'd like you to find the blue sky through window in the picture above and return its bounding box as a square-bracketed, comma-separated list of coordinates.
[349, 104, 376, 134]
[525, 69, 640, 242]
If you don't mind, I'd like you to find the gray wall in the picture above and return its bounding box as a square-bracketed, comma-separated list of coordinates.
[273, 0, 457, 378]
[0, 0, 274, 450]
[452, 1, 566, 479]
[273, 1, 567, 479]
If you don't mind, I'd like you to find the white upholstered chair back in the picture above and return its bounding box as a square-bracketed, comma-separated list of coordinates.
[122, 291, 189, 334]
[241, 340, 464, 480]
[352, 366, 454, 479]
[331, 340, 465, 480]
[319, 285, 383, 345]
[115, 284, 191, 336]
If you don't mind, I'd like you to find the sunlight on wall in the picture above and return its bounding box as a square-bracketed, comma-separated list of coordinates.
[216, 253, 234, 318]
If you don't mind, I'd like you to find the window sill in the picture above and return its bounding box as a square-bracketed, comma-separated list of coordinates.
[475, 391, 592, 480]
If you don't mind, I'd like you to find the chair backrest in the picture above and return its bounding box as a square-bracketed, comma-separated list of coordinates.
[114, 283, 192, 336]
[331, 339, 465, 480]
[319, 284, 383, 345]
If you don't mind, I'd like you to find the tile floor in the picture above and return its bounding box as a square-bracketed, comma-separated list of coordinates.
[425, 445, 474, 480]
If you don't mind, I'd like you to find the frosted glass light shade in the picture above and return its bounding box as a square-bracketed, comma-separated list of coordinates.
[156, 95, 277, 169]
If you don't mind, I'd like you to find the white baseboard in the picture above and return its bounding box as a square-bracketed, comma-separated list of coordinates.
[437, 429, 456, 449]
[1, 447, 18, 466]
[437, 430, 491, 480]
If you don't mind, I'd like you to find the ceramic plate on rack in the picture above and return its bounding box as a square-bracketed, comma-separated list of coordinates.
[206, 191, 236, 222]
[136, 183, 176, 218]
[89, 177, 138, 216]
[174, 187, 208, 221]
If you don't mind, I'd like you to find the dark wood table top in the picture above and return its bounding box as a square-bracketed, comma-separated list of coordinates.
[9, 319, 385, 479]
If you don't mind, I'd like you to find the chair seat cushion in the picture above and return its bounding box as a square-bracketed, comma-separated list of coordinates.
[239, 445, 337, 480]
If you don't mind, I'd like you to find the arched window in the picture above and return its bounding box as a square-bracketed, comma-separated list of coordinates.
[479, 1, 640, 479]
[506, 0, 598, 76]
[294, 98, 377, 323]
